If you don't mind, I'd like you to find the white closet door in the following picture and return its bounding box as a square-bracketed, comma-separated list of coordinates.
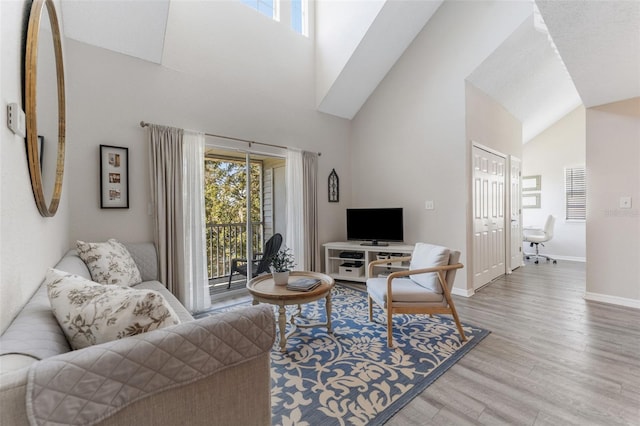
[509, 156, 523, 272]
[472, 145, 506, 289]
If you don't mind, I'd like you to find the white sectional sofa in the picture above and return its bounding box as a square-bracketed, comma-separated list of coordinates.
[0, 243, 275, 426]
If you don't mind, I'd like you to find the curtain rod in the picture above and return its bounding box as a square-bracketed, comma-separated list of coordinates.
[139, 121, 320, 156]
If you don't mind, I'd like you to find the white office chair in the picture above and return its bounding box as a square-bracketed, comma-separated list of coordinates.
[523, 215, 557, 264]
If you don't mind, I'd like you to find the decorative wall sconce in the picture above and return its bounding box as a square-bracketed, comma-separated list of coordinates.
[328, 169, 339, 202]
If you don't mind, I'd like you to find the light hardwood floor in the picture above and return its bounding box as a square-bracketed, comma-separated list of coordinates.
[209, 260, 640, 425]
[387, 260, 640, 426]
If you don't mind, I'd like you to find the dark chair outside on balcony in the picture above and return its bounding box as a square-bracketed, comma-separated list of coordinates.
[227, 233, 283, 288]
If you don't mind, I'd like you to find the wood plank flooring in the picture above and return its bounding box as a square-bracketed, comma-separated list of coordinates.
[387, 260, 640, 426]
[208, 260, 640, 425]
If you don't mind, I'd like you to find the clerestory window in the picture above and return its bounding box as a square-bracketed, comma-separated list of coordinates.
[240, 0, 278, 19]
[240, 0, 308, 36]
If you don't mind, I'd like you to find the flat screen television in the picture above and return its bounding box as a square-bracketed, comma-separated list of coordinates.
[346, 208, 404, 246]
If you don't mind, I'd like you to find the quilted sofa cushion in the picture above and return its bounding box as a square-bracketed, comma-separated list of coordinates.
[26, 305, 275, 426]
[122, 242, 159, 282]
[0, 283, 71, 362]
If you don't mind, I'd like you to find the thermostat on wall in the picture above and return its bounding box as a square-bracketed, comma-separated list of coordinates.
[7, 103, 26, 138]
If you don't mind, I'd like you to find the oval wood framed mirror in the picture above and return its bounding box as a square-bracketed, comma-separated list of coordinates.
[25, 0, 66, 217]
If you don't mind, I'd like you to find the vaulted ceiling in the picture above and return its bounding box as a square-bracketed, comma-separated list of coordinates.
[59, 0, 640, 142]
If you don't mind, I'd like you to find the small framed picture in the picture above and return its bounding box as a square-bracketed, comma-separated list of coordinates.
[100, 145, 129, 208]
[522, 175, 541, 192]
[522, 193, 541, 209]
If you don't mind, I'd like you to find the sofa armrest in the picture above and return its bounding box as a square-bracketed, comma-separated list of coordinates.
[26, 305, 275, 426]
[0, 284, 71, 360]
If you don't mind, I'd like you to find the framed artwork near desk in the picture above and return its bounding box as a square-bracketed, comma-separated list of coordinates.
[522, 175, 541, 191]
[523, 193, 541, 208]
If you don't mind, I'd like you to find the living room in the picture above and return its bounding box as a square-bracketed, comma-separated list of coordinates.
[1, 0, 639, 424]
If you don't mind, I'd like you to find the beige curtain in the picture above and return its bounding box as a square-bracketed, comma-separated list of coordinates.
[148, 125, 184, 299]
[302, 151, 319, 271]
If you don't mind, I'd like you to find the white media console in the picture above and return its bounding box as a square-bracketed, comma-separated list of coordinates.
[323, 242, 415, 283]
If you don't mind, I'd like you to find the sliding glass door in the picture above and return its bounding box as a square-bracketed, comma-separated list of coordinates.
[204, 145, 286, 297]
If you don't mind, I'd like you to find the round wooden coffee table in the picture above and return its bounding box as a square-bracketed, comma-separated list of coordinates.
[247, 271, 335, 353]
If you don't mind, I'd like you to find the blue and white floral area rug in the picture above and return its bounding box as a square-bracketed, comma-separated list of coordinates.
[198, 285, 489, 426]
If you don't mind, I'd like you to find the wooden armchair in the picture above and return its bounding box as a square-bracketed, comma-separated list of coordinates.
[366, 243, 465, 348]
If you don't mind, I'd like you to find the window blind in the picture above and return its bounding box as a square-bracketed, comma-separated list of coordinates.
[565, 167, 586, 220]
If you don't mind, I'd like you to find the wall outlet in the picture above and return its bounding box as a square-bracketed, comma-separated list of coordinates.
[619, 196, 632, 209]
[425, 200, 434, 210]
[7, 103, 26, 138]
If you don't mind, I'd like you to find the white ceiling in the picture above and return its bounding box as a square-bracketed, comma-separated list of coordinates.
[467, 13, 583, 142]
[61, 0, 170, 64]
[58, 0, 640, 141]
[316, 0, 443, 119]
[537, 0, 640, 108]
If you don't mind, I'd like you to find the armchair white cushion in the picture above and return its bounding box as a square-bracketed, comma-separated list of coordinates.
[366, 243, 465, 348]
[409, 243, 450, 293]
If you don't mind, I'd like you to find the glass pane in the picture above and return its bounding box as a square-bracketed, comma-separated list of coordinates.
[257, 0, 273, 18]
[240, 0, 257, 10]
[204, 155, 262, 280]
[205, 148, 288, 299]
[291, 0, 302, 33]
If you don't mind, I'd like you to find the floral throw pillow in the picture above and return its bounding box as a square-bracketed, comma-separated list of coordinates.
[76, 239, 142, 286]
[45, 268, 180, 350]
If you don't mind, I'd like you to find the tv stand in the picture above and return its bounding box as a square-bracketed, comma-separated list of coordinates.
[360, 241, 388, 247]
[323, 242, 414, 283]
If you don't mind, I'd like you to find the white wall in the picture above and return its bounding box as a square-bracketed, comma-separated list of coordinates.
[585, 97, 640, 307]
[162, 0, 315, 111]
[522, 106, 586, 261]
[0, 0, 70, 333]
[349, 1, 531, 293]
[466, 83, 523, 158]
[64, 5, 351, 250]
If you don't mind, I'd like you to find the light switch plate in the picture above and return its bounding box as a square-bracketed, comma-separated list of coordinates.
[425, 200, 434, 210]
[7, 103, 26, 137]
[619, 196, 632, 209]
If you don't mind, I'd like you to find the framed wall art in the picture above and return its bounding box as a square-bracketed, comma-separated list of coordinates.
[522, 175, 541, 192]
[522, 193, 541, 209]
[328, 168, 339, 202]
[100, 145, 129, 208]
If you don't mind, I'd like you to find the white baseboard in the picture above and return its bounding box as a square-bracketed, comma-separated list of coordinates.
[452, 287, 474, 297]
[584, 292, 640, 309]
[523, 253, 586, 262]
[552, 255, 586, 262]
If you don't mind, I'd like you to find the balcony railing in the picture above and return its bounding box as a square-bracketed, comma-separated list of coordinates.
[206, 222, 265, 280]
